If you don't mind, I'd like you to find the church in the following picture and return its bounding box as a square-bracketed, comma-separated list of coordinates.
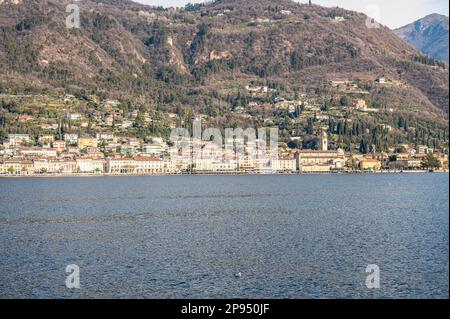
[295, 132, 346, 173]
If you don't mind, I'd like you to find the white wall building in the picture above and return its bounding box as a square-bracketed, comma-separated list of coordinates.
[64, 134, 79, 145]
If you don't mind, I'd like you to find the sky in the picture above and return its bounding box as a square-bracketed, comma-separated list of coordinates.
[133, 0, 450, 29]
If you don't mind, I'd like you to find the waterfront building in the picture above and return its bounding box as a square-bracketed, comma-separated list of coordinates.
[76, 158, 104, 173]
[19, 160, 34, 175]
[61, 160, 77, 173]
[212, 160, 238, 173]
[194, 158, 238, 173]
[395, 153, 410, 161]
[295, 149, 346, 173]
[32, 159, 76, 174]
[0, 160, 21, 174]
[359, 159, 382, 170]
[295, 133, 346, 173]
[238, 156, 256, 172]
[406, 159, 423, 169]
[271, 157, 297, 172]
[32, 159, 50, 173]
[389, 159, 422, 170]
[134, 157, 166, 174]
[105, 158, 137, 174]
[254, 157, 272, 173]
[193, 159, 215, 172]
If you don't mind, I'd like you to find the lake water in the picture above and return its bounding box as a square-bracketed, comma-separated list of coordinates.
[0, 174, 448, 299]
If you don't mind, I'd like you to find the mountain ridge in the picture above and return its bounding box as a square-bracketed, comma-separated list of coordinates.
[395, 13, 449, 63]
[0, 0, 448, 120]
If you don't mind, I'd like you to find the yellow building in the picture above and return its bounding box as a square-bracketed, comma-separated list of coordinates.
[439, 155, 448, 169]
[52, 140, 66, 152]
[295, 149, 346, 173]
[39, 134, 54, 145]
[20, 160, 34, 175]
[359, 159, 381, 170]
[300, 164, 336, 173]
[106, 158, 137, 174]
[352, 99, 367, 109]
[0, 160, 22, 174]
[78, 136, 98, 150]
[271, 157, 297, 172]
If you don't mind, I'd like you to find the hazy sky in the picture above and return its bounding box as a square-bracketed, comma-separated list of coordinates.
[133, 0, 450, 29]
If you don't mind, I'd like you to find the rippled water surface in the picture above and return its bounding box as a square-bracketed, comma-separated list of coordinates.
[0, 174, 448, 298]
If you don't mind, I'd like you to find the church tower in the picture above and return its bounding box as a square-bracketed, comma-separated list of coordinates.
[320, 131, 328, 151]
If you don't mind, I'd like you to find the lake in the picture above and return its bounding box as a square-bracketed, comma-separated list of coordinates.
[0, 173, 448, 298]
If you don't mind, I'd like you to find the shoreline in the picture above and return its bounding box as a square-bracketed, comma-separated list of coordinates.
[0, 170, 448, 178]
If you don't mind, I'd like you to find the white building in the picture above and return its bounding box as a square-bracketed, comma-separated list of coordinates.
[76, 158, 104, 173]
[134, 157, 167, 174]
[105, 157, 174, 174]
[105, 158, 137, 174]
[96, 132, 115, 141]
[66, 113, 82, 121]
[142, 144, 163, 156]
[271, 157, 297, 172]
[64, 134, 79, 145]
[4, 134, 31, 147]
[33, 160, 77, 174]
[20, 147, 58, 158]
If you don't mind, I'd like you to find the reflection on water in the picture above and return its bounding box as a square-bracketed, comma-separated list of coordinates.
[0, 174, 448, 299]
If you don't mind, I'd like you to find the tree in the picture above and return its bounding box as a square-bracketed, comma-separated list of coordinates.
[421, 153, 441, 170]
[185, 3, 203, 11]
[339, 96, 349, 106]
[197, 22, 209, 38]
[349, 158, 359, 170]
[290, 51, 303, 70]
[0, 129, 6, 143]
[288, 139, 302, 149]
[359, 139, 369, 154]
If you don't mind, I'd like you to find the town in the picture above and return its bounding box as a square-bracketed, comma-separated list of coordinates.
[1, 75, 448, 177]
[0, 128, 447, 176]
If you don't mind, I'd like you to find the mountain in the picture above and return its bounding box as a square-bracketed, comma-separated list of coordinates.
[0, 0, 448, 133]
[395, 14, 449, 63]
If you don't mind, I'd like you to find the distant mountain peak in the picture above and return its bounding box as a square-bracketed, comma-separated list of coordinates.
[395, 14, 449, 63]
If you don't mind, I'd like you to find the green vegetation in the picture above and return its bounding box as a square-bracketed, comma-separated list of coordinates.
[0, 0, 447, 152]
[421, 153, 442, 170]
